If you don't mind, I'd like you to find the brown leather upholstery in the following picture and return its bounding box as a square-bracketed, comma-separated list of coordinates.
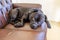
[0, 0, 12, 28]
[0, 2, 6, 28]
[13, 3, 42, 8]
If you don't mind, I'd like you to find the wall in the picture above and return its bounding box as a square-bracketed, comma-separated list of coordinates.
[54, 0, 60, 22]
[12, 0, 60, 22]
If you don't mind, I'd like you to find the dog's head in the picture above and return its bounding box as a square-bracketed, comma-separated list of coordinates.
[29, 9, 44, 29]
[29, 10, 41, 29]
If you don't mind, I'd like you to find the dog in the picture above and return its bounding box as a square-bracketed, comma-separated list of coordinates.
[8, 7, 51, 29]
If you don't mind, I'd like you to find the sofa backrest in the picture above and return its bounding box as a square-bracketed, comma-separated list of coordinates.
[13, 3, 41, 8]
[0, 0, 12, 28]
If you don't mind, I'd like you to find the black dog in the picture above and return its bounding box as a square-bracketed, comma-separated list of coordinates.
[8, 7, 51, 29]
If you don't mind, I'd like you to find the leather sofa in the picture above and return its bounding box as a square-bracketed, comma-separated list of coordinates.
[0, 0, 47, 40]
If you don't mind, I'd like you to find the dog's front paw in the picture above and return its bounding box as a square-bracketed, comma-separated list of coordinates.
[14, 22, 24, 28]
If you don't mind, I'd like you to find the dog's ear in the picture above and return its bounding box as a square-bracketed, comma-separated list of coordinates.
[33, 9, 38, 12]
[45, 15, 51, 28]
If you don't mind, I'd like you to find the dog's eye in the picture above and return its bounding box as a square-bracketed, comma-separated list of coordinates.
[35, 16, 41, 22]
[35, 18, 39, 22]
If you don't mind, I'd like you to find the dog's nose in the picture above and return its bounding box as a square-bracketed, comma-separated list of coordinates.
[30, 25, 37, 29]
[31, 25, 35, 29]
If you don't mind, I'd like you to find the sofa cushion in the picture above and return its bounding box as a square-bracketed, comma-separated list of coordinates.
[5, 23, 42, 31]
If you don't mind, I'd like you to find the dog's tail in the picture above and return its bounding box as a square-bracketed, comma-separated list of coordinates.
[45, 15, 51, 28]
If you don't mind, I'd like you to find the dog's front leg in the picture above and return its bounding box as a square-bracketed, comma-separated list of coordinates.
[17, 13, 28, 26]
[14, 17, 24, 28]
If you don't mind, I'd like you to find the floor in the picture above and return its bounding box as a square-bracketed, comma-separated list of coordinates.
[0, 21, 60, 40]
[47, 21, 60, 40]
